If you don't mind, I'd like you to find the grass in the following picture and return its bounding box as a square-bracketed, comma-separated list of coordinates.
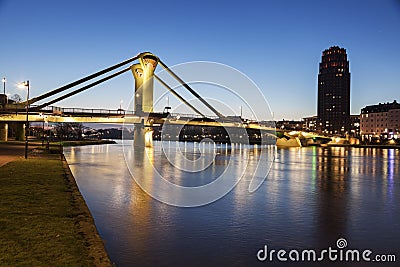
[0, 158, 111, 266]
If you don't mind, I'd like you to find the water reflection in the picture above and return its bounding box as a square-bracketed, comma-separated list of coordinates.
[315, 147, 348, 247]
[64, 143, 400, 266]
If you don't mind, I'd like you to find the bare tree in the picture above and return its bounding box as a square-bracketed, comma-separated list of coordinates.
[10, 94, 23, 103]
[55, 122, 84, 140]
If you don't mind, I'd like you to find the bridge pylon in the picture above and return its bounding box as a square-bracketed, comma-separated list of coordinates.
[130, 52, 159, 147]
[14, 122, 25, 141]
[0, 122, 8, 141]
[131, 64, 144, 114]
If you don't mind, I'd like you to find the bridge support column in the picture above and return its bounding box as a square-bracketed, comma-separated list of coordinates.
[0, 122, 8, 141]
[131, 53, 159, 148]
[131, 64, 144, 114]
[15, 122, 25, 141]
[133, 120, 153, 147]
[139, 53, 158, 113]
[133, 120, 145, 147]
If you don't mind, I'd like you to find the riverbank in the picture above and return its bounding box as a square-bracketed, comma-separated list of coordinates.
[61, 139, 116, 147]
[0, 152, 112, 266]
[0, 139, 116, 147]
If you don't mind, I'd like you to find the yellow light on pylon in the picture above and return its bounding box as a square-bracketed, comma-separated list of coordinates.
[145, 130, 153, 147]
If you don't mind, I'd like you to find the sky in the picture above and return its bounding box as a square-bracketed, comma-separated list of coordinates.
[0, 0, 399, 120]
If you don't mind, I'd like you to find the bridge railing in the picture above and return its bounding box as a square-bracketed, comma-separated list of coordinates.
[168, 113, 205, 119]
[60, 107, 133, 115]
[2, 103, 221, 121]
[1, 103, 132, 116]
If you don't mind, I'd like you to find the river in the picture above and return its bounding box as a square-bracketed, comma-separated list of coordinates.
[64, 141, 399, 266]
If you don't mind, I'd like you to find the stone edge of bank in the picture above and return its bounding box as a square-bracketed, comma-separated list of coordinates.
[61, 155, 113, 266]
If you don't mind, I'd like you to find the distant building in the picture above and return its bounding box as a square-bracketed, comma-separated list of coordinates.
[360, 100, 400, 140]
[276, 120, 303, 131]
[350, 115, 360, 137]
[302, 115, 359, 135]
[317, 46, 351, 135]
[0, 94, 7, 105]
[302, 116, 318, 132]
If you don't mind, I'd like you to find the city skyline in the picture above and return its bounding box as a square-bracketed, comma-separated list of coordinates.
[0, 0, 399, 120]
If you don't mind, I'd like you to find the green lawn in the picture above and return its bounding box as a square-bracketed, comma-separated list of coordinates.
[0, 158, 111, 266]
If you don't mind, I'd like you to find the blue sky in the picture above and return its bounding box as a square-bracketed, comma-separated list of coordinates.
[0, 0, 399, 120]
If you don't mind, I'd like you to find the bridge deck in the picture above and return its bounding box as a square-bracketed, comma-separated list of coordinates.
[0, 104, 276, 132]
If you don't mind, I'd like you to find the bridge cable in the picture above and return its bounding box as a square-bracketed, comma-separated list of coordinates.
[33, 67, 131, 111]
[28, 55, 140, 105]
[158, 60, 224, 118]
[154, 74, 205, 118]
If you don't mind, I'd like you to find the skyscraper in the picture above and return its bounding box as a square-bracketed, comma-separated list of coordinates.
[317, 46, 350, 134]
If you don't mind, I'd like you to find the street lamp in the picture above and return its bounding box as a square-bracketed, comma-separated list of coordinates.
[19, 81, 30, 159]
[2, 77, 5, 95]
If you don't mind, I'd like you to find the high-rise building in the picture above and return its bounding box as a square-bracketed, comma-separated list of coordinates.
[317, 46, 350, 134]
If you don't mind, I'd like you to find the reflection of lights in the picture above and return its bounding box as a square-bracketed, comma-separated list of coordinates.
[311, 146, 317, 189]
[145, 130, 153, 147]
[387, 149, 395, 200]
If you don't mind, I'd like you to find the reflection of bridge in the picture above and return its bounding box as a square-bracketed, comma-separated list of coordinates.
[0, 52, 276, 146]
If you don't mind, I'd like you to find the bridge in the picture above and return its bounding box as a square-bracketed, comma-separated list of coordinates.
[0, 52, 279, 147]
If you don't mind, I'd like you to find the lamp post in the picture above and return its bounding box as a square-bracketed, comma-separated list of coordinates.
[2, 77, 5, 95]
[39, 112, 45, 146]
[19, 81, 30, 159]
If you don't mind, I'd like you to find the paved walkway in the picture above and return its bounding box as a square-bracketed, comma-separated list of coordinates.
[0, 142, 39, 167]
[0, 143, 25, 167]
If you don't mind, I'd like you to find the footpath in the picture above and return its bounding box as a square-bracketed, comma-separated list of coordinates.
[0, 142, 30, 167]
[0, 142, 112, 266]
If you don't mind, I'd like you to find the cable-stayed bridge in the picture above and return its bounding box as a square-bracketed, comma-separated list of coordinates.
[0, 52, 277, 146]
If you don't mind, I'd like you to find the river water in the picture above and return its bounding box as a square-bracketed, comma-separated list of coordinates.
[64, 141, 399, 266]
